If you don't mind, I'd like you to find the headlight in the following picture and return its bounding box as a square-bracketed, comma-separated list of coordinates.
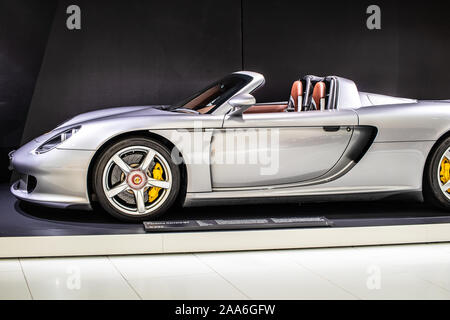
[35, 126, 81, 154]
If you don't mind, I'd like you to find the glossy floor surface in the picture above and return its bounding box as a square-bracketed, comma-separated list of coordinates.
[2, 243, 450, 299]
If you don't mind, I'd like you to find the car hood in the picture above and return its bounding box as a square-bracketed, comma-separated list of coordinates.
[32, 105, 175, 143]
[56, 105, 173, 129]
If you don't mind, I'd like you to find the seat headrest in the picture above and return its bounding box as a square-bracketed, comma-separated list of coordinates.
[289, 80, 303, 111]
[312, 82, 326, 110]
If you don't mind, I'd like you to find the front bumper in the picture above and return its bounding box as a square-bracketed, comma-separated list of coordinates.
[9, 139, 95, 210]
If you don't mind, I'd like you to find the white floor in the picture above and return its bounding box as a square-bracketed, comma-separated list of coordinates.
[3, 243, 450, 299]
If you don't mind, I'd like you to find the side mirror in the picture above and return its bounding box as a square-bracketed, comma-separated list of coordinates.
[228, 93, 256, 117]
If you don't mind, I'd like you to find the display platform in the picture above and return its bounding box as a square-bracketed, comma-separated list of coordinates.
[2, 183, 450, 258]
[143, 217, 333, 232]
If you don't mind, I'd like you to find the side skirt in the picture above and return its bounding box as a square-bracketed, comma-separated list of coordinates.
[183, 190, 424, 207]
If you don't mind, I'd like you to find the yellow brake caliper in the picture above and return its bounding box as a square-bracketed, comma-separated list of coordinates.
[148, 163, 164, 202]
[440, 158, 450, 192]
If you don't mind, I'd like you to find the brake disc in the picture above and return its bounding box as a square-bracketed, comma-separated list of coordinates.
[110, 152, 150, 205]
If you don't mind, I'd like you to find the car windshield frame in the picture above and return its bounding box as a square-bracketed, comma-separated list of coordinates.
[168, 73, 252, 114]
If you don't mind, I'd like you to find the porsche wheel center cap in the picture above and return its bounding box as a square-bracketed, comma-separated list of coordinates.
[127, 171, 147, 189]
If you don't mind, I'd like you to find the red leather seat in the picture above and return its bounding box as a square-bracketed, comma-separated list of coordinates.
[312, 82, 326, 110]
[288, 80, 303, 111]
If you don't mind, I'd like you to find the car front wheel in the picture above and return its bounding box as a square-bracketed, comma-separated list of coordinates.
[93, 137, 180, 222]
[424, 136, 450, 210]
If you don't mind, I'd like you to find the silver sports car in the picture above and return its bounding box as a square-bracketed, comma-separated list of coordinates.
[9, 71, 450, 221]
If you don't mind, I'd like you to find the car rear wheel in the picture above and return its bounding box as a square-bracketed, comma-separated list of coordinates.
[424, 136, 450, 210]
[93, 137, 180, 222]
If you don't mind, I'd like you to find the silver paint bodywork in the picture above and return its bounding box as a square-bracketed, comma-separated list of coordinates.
[10, 71, 450, 210]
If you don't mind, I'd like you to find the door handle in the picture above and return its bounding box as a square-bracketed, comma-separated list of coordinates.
[323, 126, 340, 132]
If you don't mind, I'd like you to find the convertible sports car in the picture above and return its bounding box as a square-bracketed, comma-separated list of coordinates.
[9, 71, 450, 221]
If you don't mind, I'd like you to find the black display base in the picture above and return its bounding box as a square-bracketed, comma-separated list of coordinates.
[1, 183, 450, 237]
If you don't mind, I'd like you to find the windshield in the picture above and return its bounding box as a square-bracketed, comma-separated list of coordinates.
[169, 74, 252, 114]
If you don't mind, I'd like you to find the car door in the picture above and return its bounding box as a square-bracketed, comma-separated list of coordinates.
[210, 109, 358, 188]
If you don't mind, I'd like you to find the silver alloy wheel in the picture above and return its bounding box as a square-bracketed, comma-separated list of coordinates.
[437, 147, 450, 201]
[102, 145, 172, 216]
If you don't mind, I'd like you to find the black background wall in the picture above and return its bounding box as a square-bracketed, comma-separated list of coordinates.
[244, 0, 450, 101]
[1, 0, 450, 182]
[21, 0, 242, 144]
[0, 0, 57, 181]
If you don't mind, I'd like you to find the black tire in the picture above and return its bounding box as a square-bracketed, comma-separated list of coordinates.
[92, 137, 181, 222]
[424, 136, 450, 210]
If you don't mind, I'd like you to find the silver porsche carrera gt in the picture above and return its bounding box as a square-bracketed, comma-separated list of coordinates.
[9, 71, 450, 221]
